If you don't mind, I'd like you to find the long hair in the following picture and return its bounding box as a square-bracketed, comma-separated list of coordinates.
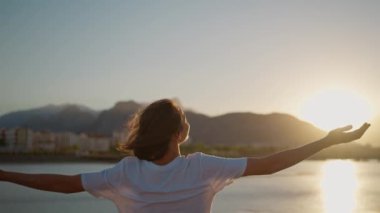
[119, 99, 185, 161]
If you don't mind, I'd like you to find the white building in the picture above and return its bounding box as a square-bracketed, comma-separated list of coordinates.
[77, 134, 111, 155]
[55, 132, 80, 153]
[0, 128, 33, 153]
[32, 131, 56, 152]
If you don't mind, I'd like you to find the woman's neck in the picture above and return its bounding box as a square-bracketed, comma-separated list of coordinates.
[153, 142, 181, 165]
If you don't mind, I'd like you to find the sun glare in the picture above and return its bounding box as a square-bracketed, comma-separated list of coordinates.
[320, 160, 358, 213]
[299, 89, 372, 131]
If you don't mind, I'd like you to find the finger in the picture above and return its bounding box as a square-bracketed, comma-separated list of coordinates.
[335, 125, 353, 132]
[358, 123, 371, 133]
[361, 122, 371, 129]
[352, 123, 371, 138]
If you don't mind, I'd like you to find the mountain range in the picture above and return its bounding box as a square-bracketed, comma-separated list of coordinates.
[0, 101, 378, 147]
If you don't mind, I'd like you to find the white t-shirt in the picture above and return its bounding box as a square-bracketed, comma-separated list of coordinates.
[81, 152, 247, 213]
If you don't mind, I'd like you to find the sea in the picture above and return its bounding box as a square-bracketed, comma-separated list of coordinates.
[0, 160, 379, 213]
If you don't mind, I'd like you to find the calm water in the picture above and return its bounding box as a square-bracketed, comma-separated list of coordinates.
[0, 160, 379, 213]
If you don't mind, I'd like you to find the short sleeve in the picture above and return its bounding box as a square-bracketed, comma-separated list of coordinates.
[81, 160, 126, 199]
[200, 153, 247, 192]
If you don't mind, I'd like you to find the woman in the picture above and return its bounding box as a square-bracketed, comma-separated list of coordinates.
[0, 99, 371, 213]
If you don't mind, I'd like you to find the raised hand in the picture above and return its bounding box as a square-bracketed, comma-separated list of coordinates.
[324, 123, 371, 145]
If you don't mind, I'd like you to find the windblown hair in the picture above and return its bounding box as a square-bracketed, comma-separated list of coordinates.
[119, 99, 184, 161]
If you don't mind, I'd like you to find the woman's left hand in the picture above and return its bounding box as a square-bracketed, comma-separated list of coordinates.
[324, 123, 371, 145]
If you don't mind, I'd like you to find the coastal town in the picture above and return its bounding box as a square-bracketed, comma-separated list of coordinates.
[0, 128, 127, 156]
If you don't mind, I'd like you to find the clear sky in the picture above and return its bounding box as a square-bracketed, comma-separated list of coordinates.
[1, 0, 379, 120]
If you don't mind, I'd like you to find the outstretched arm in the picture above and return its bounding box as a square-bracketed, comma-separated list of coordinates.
[243, 123, 371, 176]
[0, 170, 84, 194]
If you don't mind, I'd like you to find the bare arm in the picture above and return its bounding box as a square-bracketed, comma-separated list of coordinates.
[243, 123, 371, 176]
[0, 170, 84, 194]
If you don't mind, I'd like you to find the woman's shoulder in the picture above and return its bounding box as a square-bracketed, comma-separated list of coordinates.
[184, 152, 220, 162]
[186, 152, 220, 158]
[184, 152, 203, 159]
[115, 156, 140, 166]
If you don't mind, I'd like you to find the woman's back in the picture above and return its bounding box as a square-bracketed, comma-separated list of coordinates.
[81, 152, 246, 213]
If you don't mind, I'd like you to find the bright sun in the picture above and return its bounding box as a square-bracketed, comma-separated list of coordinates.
[299, 89, 372, 131]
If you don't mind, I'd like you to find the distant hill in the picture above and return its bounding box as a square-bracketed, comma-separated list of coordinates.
[186, 112, 325, 147]
[1, 100, 377, 147]
[90, 101, 141, 135]
[0, 104, 98, 133]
